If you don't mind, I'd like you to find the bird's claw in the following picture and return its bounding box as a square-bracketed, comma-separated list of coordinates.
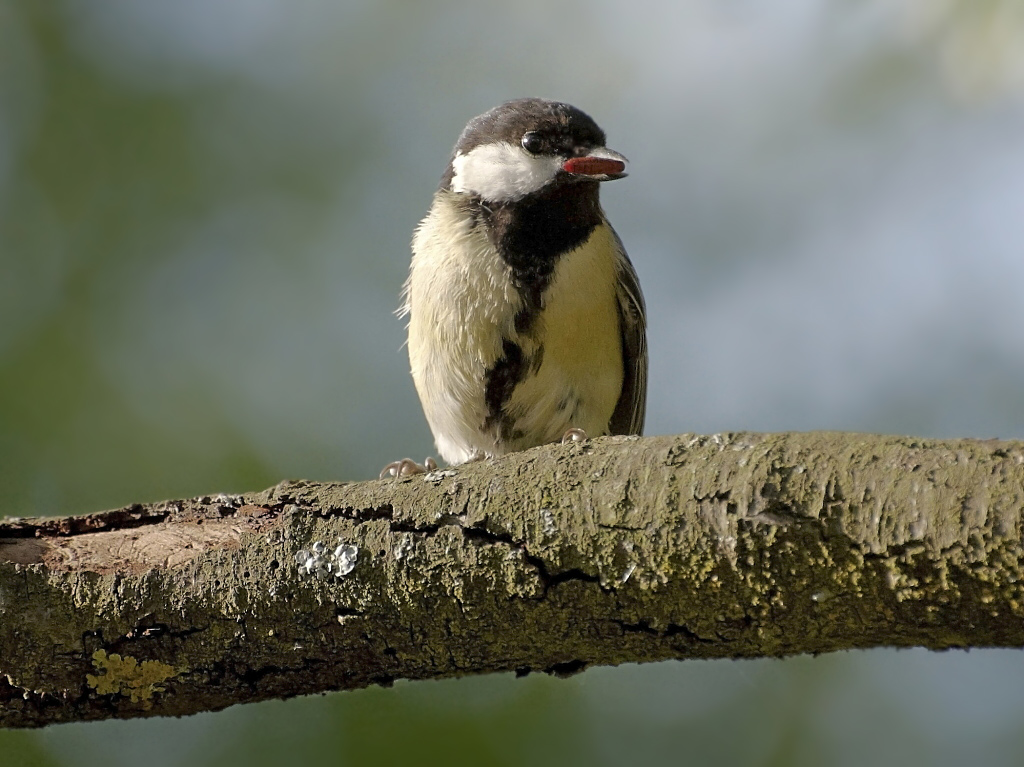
[379, 456, 438, 479]
[561, 428, 589, 445]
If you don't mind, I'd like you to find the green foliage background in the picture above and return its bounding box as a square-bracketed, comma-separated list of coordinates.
[4, 1, 1024, 764]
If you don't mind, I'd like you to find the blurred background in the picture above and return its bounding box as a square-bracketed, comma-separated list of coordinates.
[3, 0, 1024, 764]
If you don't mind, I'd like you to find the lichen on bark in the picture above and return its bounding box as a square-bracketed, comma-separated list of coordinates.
[85, 650, 178, 705]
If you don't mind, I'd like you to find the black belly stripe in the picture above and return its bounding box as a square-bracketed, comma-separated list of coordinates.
[514, 306, 537, 335]
[484, 339, 526, 440]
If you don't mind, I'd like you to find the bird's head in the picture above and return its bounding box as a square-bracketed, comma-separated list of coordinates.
[442, 98, 627, 204]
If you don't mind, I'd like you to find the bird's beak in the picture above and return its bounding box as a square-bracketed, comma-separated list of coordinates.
[562, 147, 628, 181]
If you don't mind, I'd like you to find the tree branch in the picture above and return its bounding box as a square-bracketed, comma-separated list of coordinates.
[2, 432, 1023, 728]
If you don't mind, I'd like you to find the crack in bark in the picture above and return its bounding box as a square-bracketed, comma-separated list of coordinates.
[320, 496, 607, 598]
[235, 657, 325, 688]
[0, 505, 171, 538]
[610, 619, 717, 644]
[320, 504, 395, 523]
[663, 623, 717, 644]
[459, 524, 605, 596]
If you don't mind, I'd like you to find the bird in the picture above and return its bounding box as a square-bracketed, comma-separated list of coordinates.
[381, 98, 646, 477]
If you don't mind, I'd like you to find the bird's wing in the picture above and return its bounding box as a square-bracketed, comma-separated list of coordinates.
[608, 229, 648, 436]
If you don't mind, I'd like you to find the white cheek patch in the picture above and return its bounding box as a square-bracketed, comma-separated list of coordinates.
[450, 142, 562, 202]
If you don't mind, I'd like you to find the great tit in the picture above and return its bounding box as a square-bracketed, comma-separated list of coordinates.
[382, 98, 646, 477]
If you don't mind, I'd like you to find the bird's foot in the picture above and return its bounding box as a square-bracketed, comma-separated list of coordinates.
[379, 456, 438, 479]
[561, 428, 589, 445]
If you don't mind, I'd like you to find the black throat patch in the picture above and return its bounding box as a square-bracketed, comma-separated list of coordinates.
[483, 182, 602, 330]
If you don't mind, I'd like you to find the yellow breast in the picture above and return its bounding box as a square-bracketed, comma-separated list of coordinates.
[504, 222, 624, 445]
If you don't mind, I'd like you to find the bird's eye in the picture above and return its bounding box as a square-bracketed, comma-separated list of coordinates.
[521, 132, 543, 154]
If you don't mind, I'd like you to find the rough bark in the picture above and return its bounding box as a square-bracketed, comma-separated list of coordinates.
[2, 431, 1024, 728]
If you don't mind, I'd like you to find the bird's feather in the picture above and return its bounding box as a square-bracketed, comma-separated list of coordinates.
[608, 229, 647, 436]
